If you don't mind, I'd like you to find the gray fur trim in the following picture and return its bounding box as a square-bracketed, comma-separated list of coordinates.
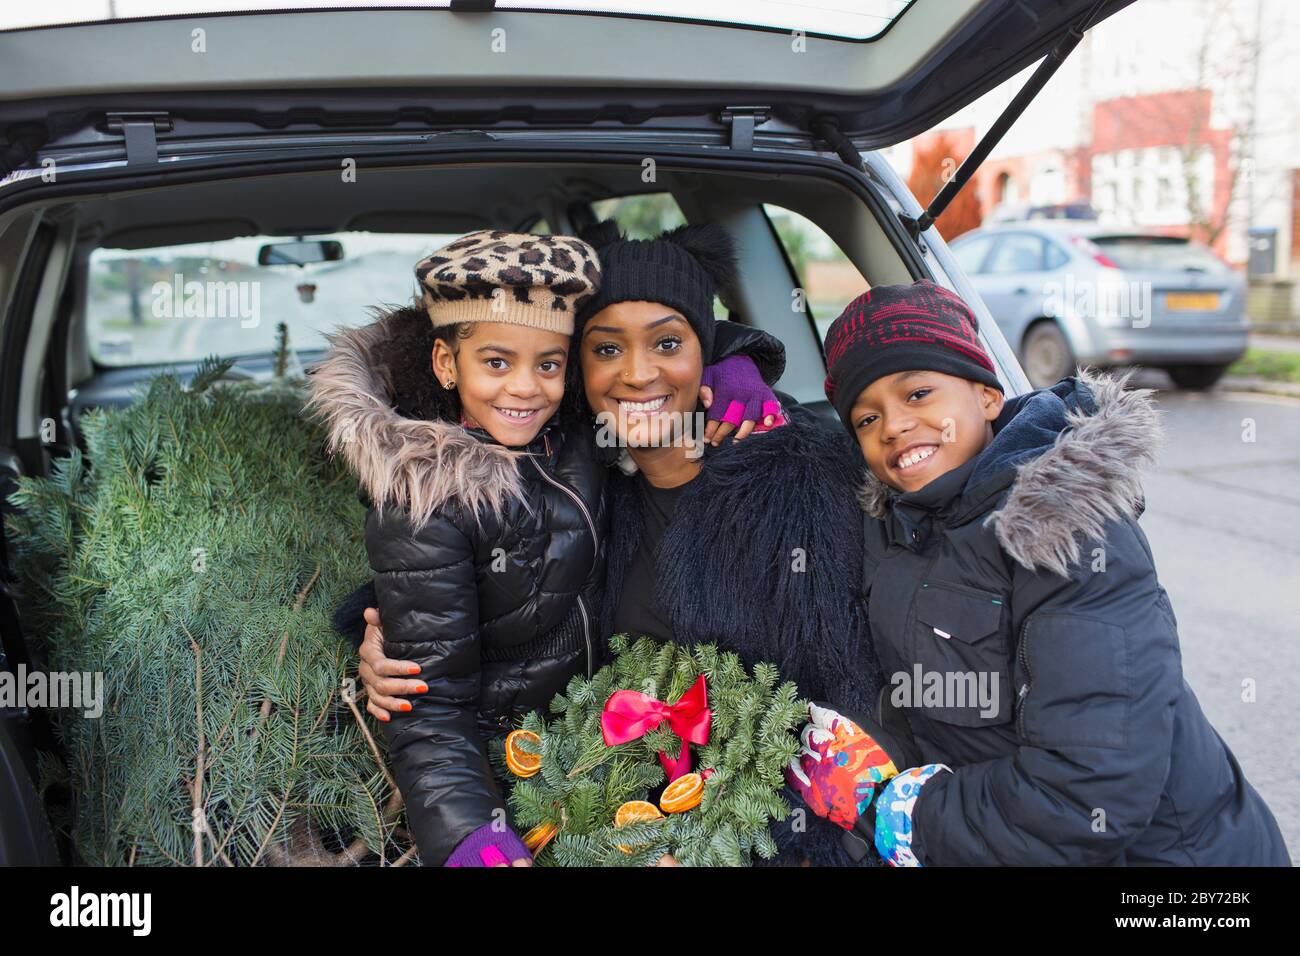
[304, 315, 528, 528]
[856, 368, 1163, 576]
[987, 367, 1162, 575]
[856, 468, 892, 520]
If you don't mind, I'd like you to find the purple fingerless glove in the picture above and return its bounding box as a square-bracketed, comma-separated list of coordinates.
[700, 355, 784, 431]
[444, 821, 532, 867]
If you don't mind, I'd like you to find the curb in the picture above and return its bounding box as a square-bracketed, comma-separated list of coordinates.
[1218, 376, 1300, 400]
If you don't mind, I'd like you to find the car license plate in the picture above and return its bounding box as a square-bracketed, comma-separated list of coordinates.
[1166, 292, 1220, 311]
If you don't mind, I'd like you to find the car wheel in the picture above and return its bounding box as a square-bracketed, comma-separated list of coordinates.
[1021, 322, 1075, 390]
[1165, 363, 1229, 390]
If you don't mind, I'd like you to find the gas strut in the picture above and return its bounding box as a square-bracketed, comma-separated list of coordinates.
[902, 0, 1110, 241]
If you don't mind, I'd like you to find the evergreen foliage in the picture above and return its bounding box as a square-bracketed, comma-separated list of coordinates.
[500, 634, 805, 867]
[7, 357, 399, 866]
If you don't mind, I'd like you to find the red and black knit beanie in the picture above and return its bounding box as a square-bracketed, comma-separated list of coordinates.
[823, 279, 1003, 431]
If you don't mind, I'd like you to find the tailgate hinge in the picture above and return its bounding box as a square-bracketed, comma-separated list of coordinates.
[0, 123, 49, 178]
[106, 112, 173, 167]
[720, 107, 769, 151]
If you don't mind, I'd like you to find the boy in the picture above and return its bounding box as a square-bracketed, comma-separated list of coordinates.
[787, 280, 1290, 867]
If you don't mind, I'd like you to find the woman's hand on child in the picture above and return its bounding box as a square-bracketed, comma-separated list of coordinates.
[699, 354, 785, 446]
[784, 702, 908, 833]
[357, 607, 426, 722]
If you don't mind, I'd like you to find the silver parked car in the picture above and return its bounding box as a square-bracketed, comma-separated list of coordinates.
[950, 221, 1248, 389]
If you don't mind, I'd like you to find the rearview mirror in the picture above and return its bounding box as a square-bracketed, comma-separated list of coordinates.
[257, 240, 344, 267]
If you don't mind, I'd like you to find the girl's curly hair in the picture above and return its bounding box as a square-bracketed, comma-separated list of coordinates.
[368, 301, 592, 428]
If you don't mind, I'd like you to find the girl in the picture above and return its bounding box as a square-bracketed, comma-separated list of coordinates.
[309, 229, 783, 867]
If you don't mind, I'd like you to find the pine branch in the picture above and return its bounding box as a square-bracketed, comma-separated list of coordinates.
[256, 563, 322, 727]
[185, 623, 205, 868]
[188, 356, 236, 393]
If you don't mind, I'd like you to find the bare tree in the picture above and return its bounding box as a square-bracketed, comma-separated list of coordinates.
[1099, 0, 1272, 247]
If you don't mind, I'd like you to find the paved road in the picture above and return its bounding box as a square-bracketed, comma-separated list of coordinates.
[1127, 368, 1300, 859]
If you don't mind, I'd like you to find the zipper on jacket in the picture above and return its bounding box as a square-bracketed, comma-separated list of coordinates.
[1016, 619, 1031, 739]
[527, 456, 599, 679]
[576, 594, 593, 679]
[527, 456, 600, 561]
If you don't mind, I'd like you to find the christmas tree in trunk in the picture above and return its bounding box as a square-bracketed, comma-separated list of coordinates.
[7, 343, 405, 866]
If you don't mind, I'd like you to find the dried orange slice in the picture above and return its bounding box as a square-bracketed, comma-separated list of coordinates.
[614, 800, 664, 828]
[504, 729, 542, 778]
[614, 800, 664, 854]
[659, 772, 704, 813]
[522, 821, 558, 855]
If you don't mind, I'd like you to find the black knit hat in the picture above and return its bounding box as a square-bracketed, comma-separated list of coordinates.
[575, 221, 737, 358]
[823, 280, 1003, 432]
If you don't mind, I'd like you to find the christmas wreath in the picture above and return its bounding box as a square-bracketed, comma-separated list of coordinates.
[495, 634, 806, 867]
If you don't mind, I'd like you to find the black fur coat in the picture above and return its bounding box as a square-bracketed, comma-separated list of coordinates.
[600, 404, 885, 866]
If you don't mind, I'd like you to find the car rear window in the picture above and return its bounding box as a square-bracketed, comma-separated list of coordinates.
[508, 0, 913, 39]
[87, 232, 456, 367]
[1091, 236, 1229, 273]
[591, 193, 686, 240]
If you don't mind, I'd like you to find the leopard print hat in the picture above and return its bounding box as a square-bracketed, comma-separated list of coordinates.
[413, 230, 601, 335]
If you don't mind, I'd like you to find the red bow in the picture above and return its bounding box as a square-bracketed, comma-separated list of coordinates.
[600, 675, 711, 781]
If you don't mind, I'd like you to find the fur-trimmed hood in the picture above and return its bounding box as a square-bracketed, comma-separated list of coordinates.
[857, 367, 1163, 576]
[305, 306, 529, 527]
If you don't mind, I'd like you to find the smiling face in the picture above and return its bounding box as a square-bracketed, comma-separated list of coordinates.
[431, 321, 570, 447]
[578, 300, 703, 452]
[849, 369, 1004, 493]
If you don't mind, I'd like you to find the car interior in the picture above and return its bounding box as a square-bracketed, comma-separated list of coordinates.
[1, 159, 934, 483]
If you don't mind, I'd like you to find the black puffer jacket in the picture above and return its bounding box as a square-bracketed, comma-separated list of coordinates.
[309, 307, 607, 866]
[858, 369, 1290, 866]
[312, 305, 787, 866]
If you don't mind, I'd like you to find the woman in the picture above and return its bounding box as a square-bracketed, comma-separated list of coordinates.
[349, 221, 884, 866]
